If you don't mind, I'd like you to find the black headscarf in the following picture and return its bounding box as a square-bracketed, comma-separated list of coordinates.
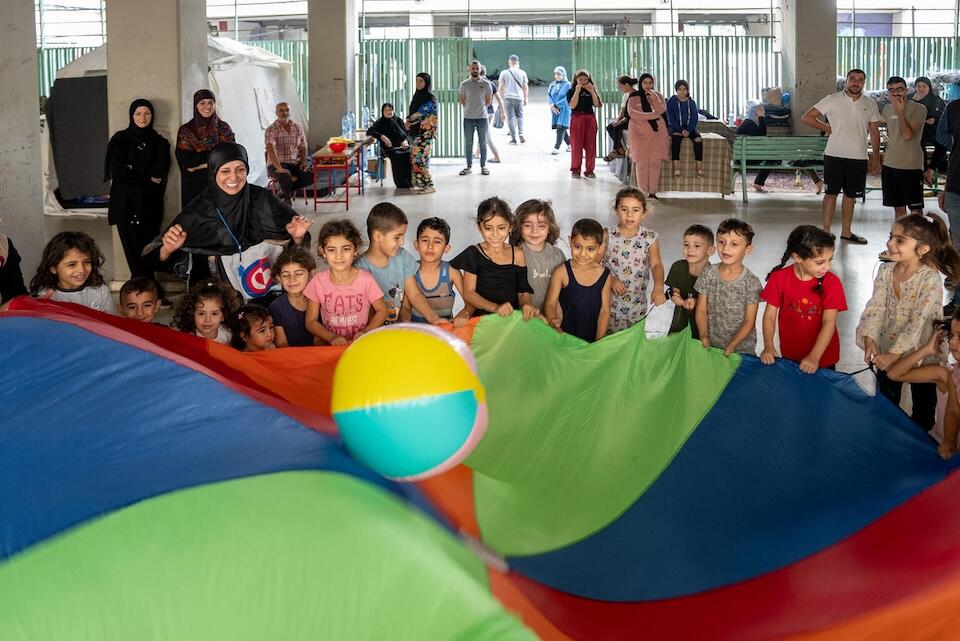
[408, 73, 435, 115]
[631, 73, 659, 132]
[912, 76, 945, 123]
[368, 102, 409, 147]
[170, 142, 294, 255]
[104, 98, 165, 181]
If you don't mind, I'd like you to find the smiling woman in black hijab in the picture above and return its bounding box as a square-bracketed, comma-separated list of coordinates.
[105, 98, 171, 279]
[145, 142, 312, 301]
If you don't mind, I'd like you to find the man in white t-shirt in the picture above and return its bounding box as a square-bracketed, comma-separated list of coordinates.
[497, 55, 529, 144]
[801, 68, 881, 245]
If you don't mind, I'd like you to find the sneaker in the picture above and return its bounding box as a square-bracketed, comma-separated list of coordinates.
[481, 167, 490, 175]
[584, 171, 596, 179]
[509, 139, 518, 145]
[552, 148, 560, 155]
[565, 145, 571, 152]
[648, 193, 658, 200]
[459, 167, 472, 175]
[841, 233, 868, 245]
[417, 186, 437, 194]
[571, 170, 581, 178]
[519, 135, 526, 143]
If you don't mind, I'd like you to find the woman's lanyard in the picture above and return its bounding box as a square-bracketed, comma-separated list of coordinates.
[216, 208, 242, 253]
[215, 208, 244, 271]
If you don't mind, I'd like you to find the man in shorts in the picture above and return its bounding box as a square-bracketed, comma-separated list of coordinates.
[802, 69, 881, 245]
[881, 76, 926, 220]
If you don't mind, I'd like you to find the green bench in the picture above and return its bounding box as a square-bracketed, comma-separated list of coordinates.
[731, 136, 828, 202]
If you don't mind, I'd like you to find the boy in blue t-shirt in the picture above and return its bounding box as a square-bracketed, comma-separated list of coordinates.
[357, 202, 442, 324]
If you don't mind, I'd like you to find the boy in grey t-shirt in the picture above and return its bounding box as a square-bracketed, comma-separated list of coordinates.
[694, 219, 762, 356]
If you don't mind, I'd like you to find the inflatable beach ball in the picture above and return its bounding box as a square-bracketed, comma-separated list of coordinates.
[331, 324, 488, 481]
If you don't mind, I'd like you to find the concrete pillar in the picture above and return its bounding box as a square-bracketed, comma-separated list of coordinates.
[651, 10, 674, 36]
[0, 1, 44, 272]
[308, 0, 358, 150]
[781, 0, 838, 135]
[410, 12, 436, 39]
[106, 0, 207, 281]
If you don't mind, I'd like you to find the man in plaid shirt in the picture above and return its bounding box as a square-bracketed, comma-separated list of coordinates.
[265, 102, 313, 205]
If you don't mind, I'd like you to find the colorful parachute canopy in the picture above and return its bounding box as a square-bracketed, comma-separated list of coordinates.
[0, 300, 535, 641]
[4, 298, 960, 641]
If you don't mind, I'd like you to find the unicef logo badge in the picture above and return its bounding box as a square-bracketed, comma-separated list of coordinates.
[240, 258, 274, 298]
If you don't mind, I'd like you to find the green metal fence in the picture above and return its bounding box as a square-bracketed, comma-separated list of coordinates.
[573, 36, 781, 156]
[837, 36, 960, 89]
[252, 40, 309, 106]
[360, 38, 471, 158]
[37, 46, 95, 97]
[35, 36, 960, 158]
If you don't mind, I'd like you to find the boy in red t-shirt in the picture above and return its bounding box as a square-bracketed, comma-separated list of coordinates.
[760, 225, 848, 372]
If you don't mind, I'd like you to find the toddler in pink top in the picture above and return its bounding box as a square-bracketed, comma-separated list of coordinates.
[305, 220, 387, 345]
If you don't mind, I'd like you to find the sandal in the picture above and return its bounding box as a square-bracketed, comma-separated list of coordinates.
[752, 183, 766, 193]
[841, 233, 868, 245]
[481, 167, 490, 175]
[696, 168, 704, 178]
[459, 168, 471, 175]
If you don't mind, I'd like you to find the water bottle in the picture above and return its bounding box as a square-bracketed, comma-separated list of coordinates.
[341, 113, 352, 139]
[361, 105, 371, 127]
[727, 111, 736, 126]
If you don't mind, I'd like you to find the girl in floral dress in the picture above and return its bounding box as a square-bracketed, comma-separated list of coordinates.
[602, 187, 665, 333]
[857, 213, 960, 431]
[406, 72, 438, 194]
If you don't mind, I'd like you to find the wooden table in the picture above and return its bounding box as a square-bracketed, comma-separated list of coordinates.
[312, 142, 364, 211]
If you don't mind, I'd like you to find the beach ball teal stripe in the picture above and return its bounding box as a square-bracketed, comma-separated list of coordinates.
[334, 390, 480, 479]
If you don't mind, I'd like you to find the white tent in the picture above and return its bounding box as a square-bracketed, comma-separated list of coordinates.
[44, 36, 308, 217]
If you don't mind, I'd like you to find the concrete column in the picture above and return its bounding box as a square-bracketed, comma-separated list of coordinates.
[651, 10, 674, 36]
[106, 0, 207, 281]
[0, 1, 44, 271]
[308, 0, 358, 150]
[410, 12, 436, 38]
[781, 0, 838, 134]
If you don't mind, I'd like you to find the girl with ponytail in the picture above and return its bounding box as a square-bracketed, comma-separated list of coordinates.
[857, 213, 960, 430]
[760, 226, 847, 372]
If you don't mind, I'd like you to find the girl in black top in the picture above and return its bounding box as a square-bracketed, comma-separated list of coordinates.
[105, 98, 171, 278]
[566, 70, 603, 178]
[366, 102, 412, 189]
[451, 196, 534, 318]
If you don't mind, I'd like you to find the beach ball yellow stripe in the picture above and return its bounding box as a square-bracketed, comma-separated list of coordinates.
[332, 329, 485, 412]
